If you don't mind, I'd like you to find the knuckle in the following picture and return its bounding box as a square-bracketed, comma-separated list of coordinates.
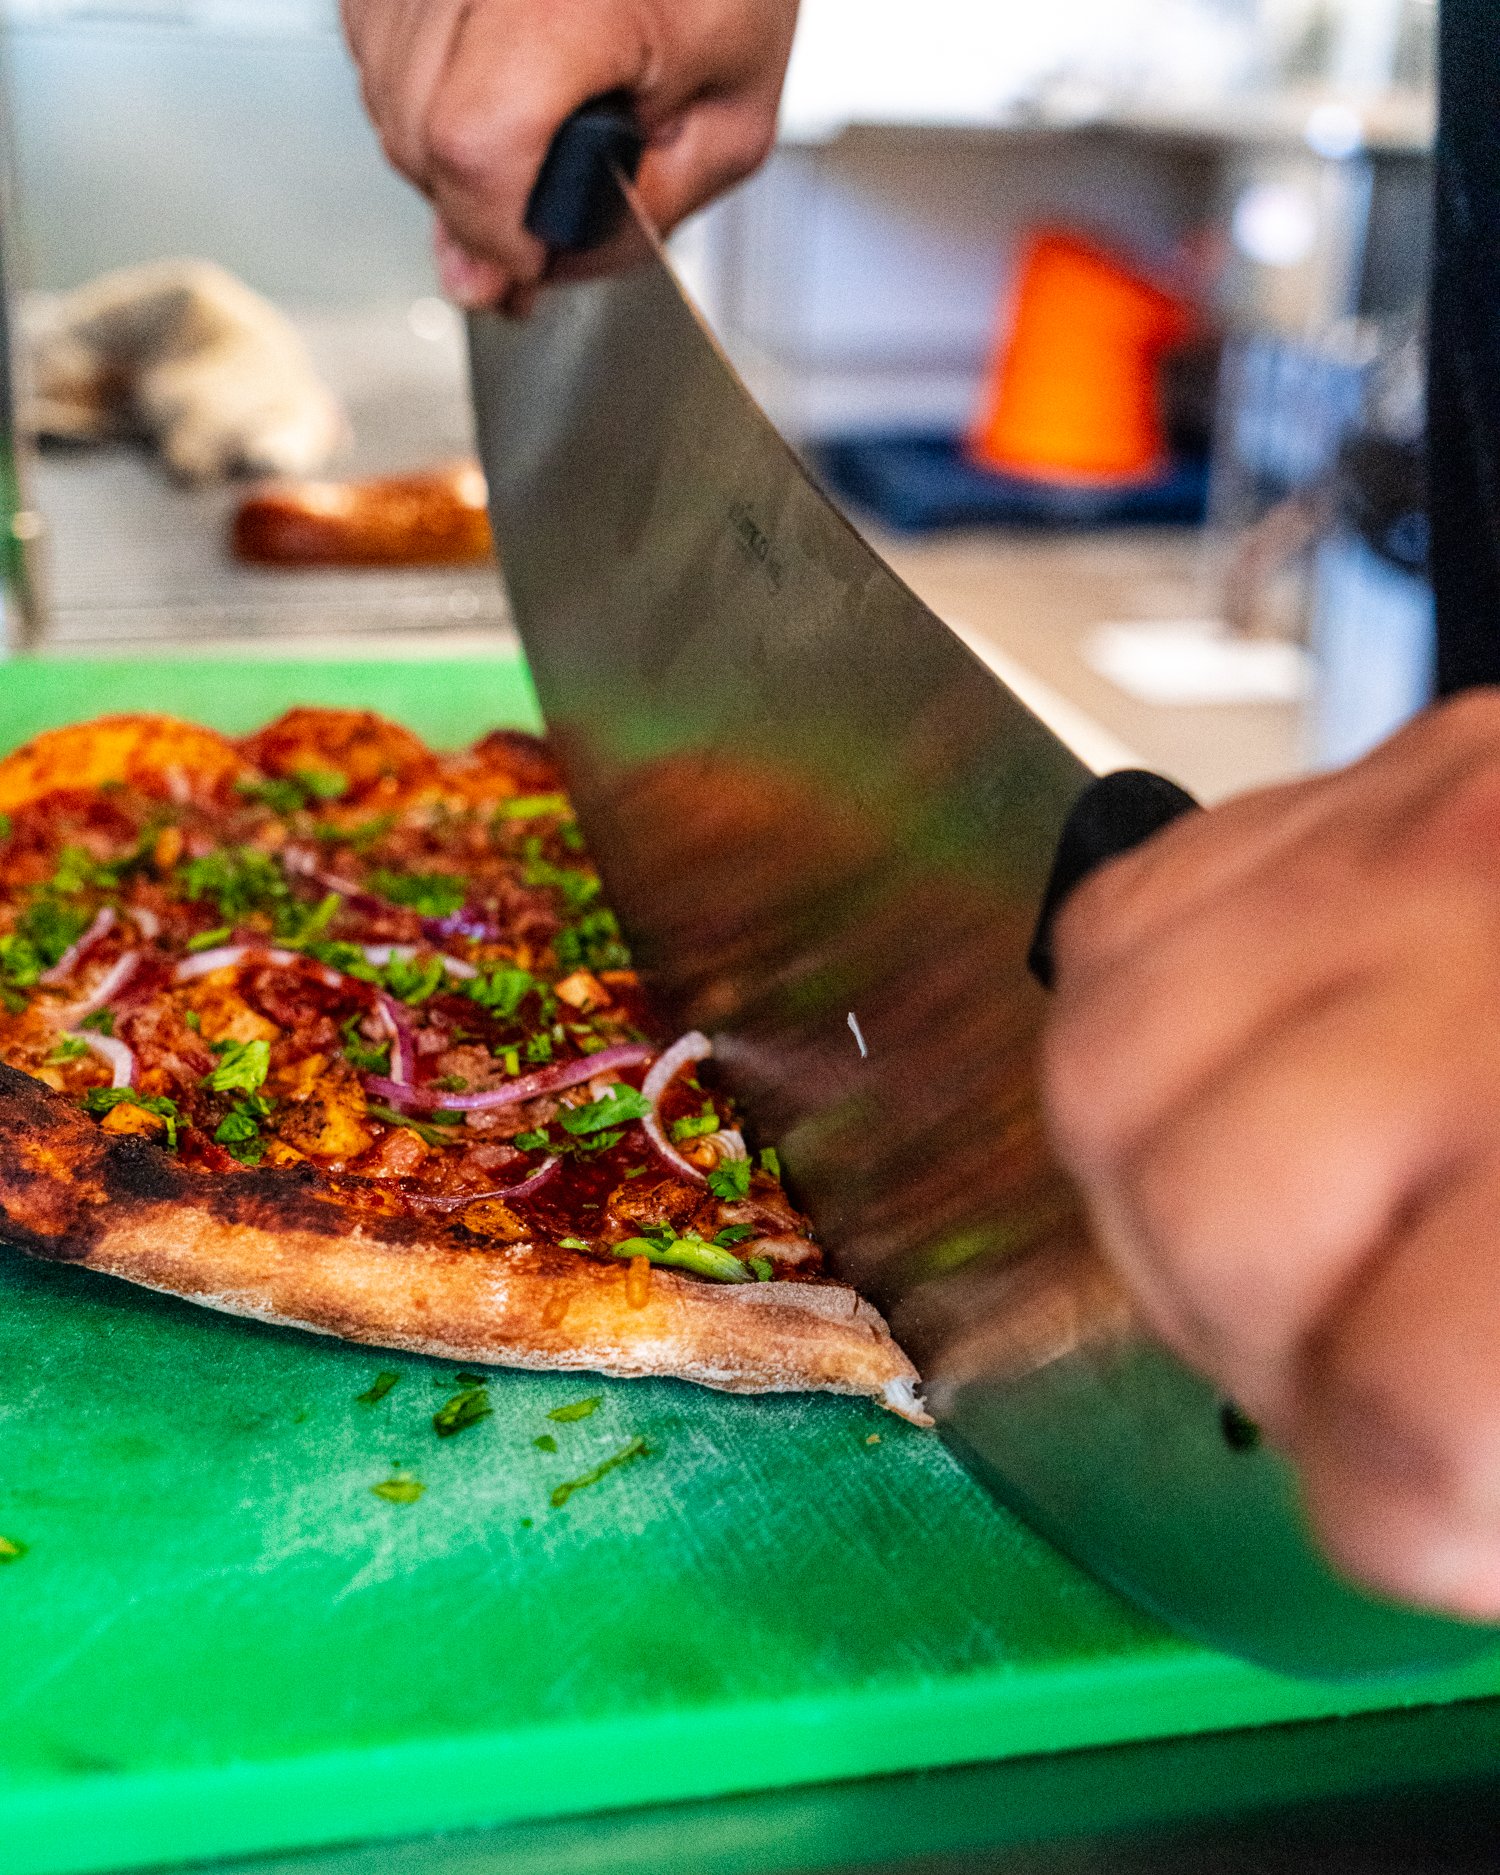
[424, 100, 500, 184]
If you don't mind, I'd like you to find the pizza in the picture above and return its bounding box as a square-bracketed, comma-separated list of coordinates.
[0, 708, 925, 1421]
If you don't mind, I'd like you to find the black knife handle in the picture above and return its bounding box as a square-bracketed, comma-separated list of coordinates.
[524, 91, 646, 254]
[1027, 770, 1200, 990]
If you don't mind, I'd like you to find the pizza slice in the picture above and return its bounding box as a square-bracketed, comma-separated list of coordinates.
[0, 708, 926, 1421]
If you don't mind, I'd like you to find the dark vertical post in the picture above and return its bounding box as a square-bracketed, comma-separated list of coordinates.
[1429, 0, 1500, 694]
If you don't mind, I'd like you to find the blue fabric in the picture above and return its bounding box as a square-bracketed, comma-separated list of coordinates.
[812, 432, 1210, 535]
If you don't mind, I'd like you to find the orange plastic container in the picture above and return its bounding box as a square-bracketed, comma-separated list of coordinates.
[968, 230, 1195, 486]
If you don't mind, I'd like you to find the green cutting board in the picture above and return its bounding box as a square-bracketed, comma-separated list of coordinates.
[2, 656, 1498, 1875]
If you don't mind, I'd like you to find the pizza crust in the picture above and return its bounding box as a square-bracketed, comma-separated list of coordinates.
[0, 1063, 928, 1422]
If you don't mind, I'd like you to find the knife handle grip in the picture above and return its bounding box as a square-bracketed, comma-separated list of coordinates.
[525, 91, 646, 254]
[1028, 769, 1200, 990]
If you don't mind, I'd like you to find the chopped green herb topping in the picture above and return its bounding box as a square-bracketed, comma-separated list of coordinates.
[313, 812, 395, 852]
[213, 1092, 274, 1163]
[467, 963, 549, 1020]
[0, 1534, 26, 1562]
[512, 1127, 551, 1152]
[524, 1031, 553, 1064]
[369, 869, 468, 918]
[498, 1046, 521, 1076]
[713, 1223, 756, 1247]
[237, 768, 348, 816]
[340, 1014, 390, 1075]
[371, 1470, 425, 1505]
[670, 1101, 720, 1142]
[557, 1235, 589, 1250]
[748, 1257, 774, 1281]
[759, 1147, 781, 1179]
[550, 1435, 650, 1508]
[180, 847, 288, 922]
[554, 906, 631, 973]
[358, 1371, 402, 1405]
[16, 894, 90, 969]
[547, 1395, 602, 1423]
[383, 952, 446, 1005]
[275, 890, 342, 948]
[707, 1158, 752, 1202]
[304, 940, 382, 983]
[612, 1225, 753, 1284]
[430, 1074, 468, 1093]
[81, 1087, 181, 1148]
[522, 854, 600, 916]
[559, 1085, 650, 1136]
[533, 1433, 558, 1452]
[187, 925, 233, 953]
[80, 1007, 114, 1036]
[433, 1385, 492, 1438]
[205, 1037, 270, 1094]
[46, 1035, 91, 1064]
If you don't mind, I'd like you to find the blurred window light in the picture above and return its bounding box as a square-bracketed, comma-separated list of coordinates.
[1231, 181, 1319, 269]
[1304, 101, 1365, 160]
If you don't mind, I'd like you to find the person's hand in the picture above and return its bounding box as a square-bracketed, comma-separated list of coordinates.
[341, 0, 799, 313]
[1042, 690, 1500, 1621]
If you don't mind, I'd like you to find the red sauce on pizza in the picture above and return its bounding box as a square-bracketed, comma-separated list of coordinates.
[0, 710, 820, 1289]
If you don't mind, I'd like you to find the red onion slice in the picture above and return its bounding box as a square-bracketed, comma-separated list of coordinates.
[364, 1040, 653, 1114]
[359, 942, 477, 981]
[401, 1156, 561, 1209]
[172, 944, 345, 990]
[39, 907, 117, 986]
[642, 1030, 713, 1184]
[704, 1127, 748, 1164]
[131, 905, 162, 941]
[73, 1029, 136, 1089]
[424, 910, 504, 943]
[67, 949, 143, 1022]
[374, 991, 417, 1086]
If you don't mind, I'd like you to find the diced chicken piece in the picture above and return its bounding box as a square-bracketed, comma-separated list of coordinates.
[190, 977, 280, 1046]
[274, 1058, 373, 1163]
[99, 1101, 169, 1141]
[554, 969, 609, 1012]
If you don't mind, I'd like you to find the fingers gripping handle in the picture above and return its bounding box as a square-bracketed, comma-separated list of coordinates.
[1028, 769, 1200, 990]
[524, 92, 646, 254]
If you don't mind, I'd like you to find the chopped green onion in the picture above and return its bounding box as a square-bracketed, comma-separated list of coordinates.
[670, 1101, 720, 1142]
[368, 1104, 465, 1148]
[550, 1436, 650, 1508]
[748, 1257, 774, 1282]
[612, 1230, 752, 1285]
[357, 1371, 401, 1406]
[533, 1433, 558, 1452]
[547, 1395, 602, 1423]
[371, 1471, 425, 1505]
[433, 1386, 492, 1438]
[0, 1534, 26, 1562]
[495, 793, 569, 820]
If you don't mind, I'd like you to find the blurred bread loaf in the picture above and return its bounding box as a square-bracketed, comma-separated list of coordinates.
[23, 259, 346, 484]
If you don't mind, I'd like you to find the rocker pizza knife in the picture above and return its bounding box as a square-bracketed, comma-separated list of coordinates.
[467, 102, 1491, 1679]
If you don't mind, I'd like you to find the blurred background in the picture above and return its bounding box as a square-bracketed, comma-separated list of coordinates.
[0, 0, 1440, 802]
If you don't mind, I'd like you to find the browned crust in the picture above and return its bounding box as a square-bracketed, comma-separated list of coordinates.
[0, 714, 246, 811]
[0, 1064, 927, 1419]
